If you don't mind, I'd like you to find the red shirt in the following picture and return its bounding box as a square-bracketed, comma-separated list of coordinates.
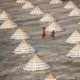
[42, 29, 45, 36]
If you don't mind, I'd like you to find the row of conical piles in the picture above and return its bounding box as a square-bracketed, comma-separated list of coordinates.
[0, 10, 56, 80]
[15, 0, 80, 78]
[17, 0, 80, 17]
[0, 0, 80, 79]
[16, 0, 80, 32]
[15, 0, 80, 57]
[15, 0, 80, 79]
[16, 0, 63, 5]
[66, 30, 80, 58]
[16, 0, 65, 32]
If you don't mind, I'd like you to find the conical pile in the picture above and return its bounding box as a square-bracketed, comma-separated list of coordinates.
[66, 30, 80, 44]
[13, 39, 36, 55]
[22, 0, 34, 9]
[64, 0, 76, 9]
[45, 72, 57, 80]
[16, 0, 26, 4]
[30, 5, 44, 15]
[10, 27, 30, 40]
[0, 17, 18, 29]
[46, 20, 64, 32]
[69, 6, 80, 16]
[23, 53, 50, 71]
[0, 10, 9, 20]
[40, 11, 55, 22]
[67, 42, 80, 58]
[49, 0, 62, 4]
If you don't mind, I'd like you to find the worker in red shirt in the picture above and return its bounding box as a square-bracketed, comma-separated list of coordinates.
[42, 27, 45, 39]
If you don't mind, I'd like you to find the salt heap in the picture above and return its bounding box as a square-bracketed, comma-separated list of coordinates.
[64, 0, 76, 9]
[67, 42, 80, 58]
[0, 10, 10, 20]
[0, 17, 18, 29]
[10, 27, 30, 40]
[40, 11, 55, 22]
[46, 20, 64, 32]
[69, 6, 80, 16]
[49, 0, 62, 4]
[23, 53, 50, 71]
[30, 5, 44, 15]
[16, 0, 26, 4]
[66, 30, 80, 44]
[22, 0, 34, 9]
[13, 39, 36, 55]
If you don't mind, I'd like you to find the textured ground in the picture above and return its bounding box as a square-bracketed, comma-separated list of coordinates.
[0, 0, 80, 80]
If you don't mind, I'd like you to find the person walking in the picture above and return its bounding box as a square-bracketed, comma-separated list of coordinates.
[42, 27, 45, 39]
[50, 30, 55, 39]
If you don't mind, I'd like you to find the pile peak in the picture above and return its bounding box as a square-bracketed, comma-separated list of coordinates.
[74, 6, 78, 9]
[47, 72, 54, 78]
[33, 53, 38, 57]
[74, 29, 78, 33]
[45, 72, 56, 80]
[18, 27, 22, 31]
[7, 16, 11, 20]
[46, 11, 49, 14]
[2, 10, 6, 13]
[36, 4, 39, 8]
[52, 20, 56, 22]
[77, 41, 80, 44]
[22, 39, 27, 43]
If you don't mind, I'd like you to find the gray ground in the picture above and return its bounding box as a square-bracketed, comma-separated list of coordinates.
[0, 0, 80, 80]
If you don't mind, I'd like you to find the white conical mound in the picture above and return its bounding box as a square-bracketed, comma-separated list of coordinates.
[0, 10, 9, 20]
[45, 72, 57, 80]
[64, 0, 76, 9]
[13, 39, 36, 55]
[30, 5, 44, 15]
[23, 53, 50, 71]
[10, 27, 30, 40]
[46, 21, 64, 32]
[66, 30, 80, 44]
[49, 0, 62, 4]
[22, 0, 34, 9]
[67, 43, 80, 58]
[0, 17, 18, 29]
[40, 12, 55, 22]
[69, 6, 80, 16]
[16, 0, 26, 4]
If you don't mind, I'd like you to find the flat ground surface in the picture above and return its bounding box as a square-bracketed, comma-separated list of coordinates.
[0, 0, 80, 80]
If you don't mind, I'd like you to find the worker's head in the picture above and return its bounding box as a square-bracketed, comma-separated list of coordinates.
[42, 27, 45, 29]
[52, 30, 55, 34]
